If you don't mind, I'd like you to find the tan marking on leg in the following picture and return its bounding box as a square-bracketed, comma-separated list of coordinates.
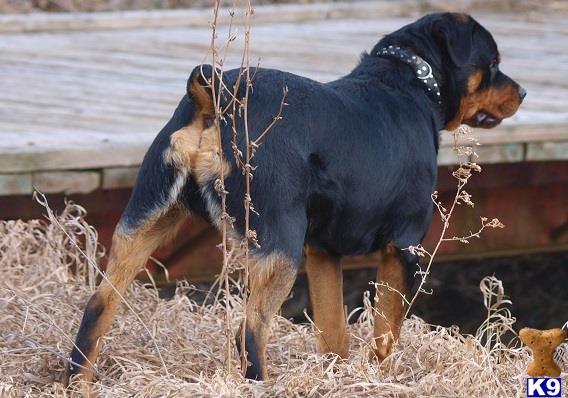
[305, 246, 348, 358]
[372, 244, 408, 361]
[243, 253, 297, 380]
[67, 209, 186, 384]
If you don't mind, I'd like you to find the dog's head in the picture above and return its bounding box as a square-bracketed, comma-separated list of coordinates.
[378, 13, 525, 130]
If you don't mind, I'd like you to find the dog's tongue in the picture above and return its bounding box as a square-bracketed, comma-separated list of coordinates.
[476, 111, 497, 126]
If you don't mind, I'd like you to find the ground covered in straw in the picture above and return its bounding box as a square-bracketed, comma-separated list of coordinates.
[1, 200, 566, 397]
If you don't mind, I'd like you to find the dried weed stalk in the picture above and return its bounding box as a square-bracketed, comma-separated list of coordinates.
[371, 126, 508, 359]
[404, 125, 505, 315]
[206, 0, 287, 376]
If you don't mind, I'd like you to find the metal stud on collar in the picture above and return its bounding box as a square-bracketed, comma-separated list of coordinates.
[377, 46, 442, 105]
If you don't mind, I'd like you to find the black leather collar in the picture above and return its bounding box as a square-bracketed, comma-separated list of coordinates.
[376, 45, 442, 105]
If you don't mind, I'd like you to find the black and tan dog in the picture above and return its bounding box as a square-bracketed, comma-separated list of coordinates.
[65, 12, 524, 383]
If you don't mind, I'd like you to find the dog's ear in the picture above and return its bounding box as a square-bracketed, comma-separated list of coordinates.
[187, 64, 215, 127]
[432, 13, 474, 67]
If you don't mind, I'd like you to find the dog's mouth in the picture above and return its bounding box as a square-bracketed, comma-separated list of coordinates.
[470, 110, 501, 129]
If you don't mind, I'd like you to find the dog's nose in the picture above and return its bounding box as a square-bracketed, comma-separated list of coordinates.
[518, 86, 527, 102]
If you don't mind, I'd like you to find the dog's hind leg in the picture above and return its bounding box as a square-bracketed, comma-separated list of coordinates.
[372, 244, 410, 361]
[64, 64, 221, 386]
[237, 253, 298, 380]
[305, 246, 349, 358]
[65, 205, 186, 385]
[236, 211, 307, 380]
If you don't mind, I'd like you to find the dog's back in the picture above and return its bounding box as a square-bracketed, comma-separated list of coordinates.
[120, 64, 438, 259]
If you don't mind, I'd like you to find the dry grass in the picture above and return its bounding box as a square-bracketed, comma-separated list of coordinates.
[1, 198, 565, 397]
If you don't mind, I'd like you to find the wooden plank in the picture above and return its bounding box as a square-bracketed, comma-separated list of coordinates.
[0, 1, 419, 33]
[102, 167, 139, 189]
[0, 174, 32, 196]
[1, 124, 564, 174]
[527, 142, 568, 161]
[0, 145, 148, 173]
[439, 124, 568, 147]
[33, 171, 101, 194]
[0, 10, 567, 175]
[438, 143, 524, 167]
[474, 143, 524, 164]
[437, 147, 457, 167]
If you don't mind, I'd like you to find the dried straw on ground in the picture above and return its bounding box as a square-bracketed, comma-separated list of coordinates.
[0, 199, 565, 397]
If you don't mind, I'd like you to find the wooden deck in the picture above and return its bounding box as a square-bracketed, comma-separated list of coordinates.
[1, 4, 568, 195]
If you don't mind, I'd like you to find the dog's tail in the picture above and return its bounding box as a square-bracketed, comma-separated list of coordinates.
[187, 64, 215, 128]
[117, 64, 223, 233]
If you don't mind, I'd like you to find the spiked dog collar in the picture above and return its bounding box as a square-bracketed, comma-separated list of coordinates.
[376, 45, 442, 105]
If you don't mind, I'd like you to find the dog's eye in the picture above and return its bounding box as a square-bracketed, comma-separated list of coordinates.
[488, 59, 499, 79]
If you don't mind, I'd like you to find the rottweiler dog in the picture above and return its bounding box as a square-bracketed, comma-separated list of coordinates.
[65, 12, 524, 383]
